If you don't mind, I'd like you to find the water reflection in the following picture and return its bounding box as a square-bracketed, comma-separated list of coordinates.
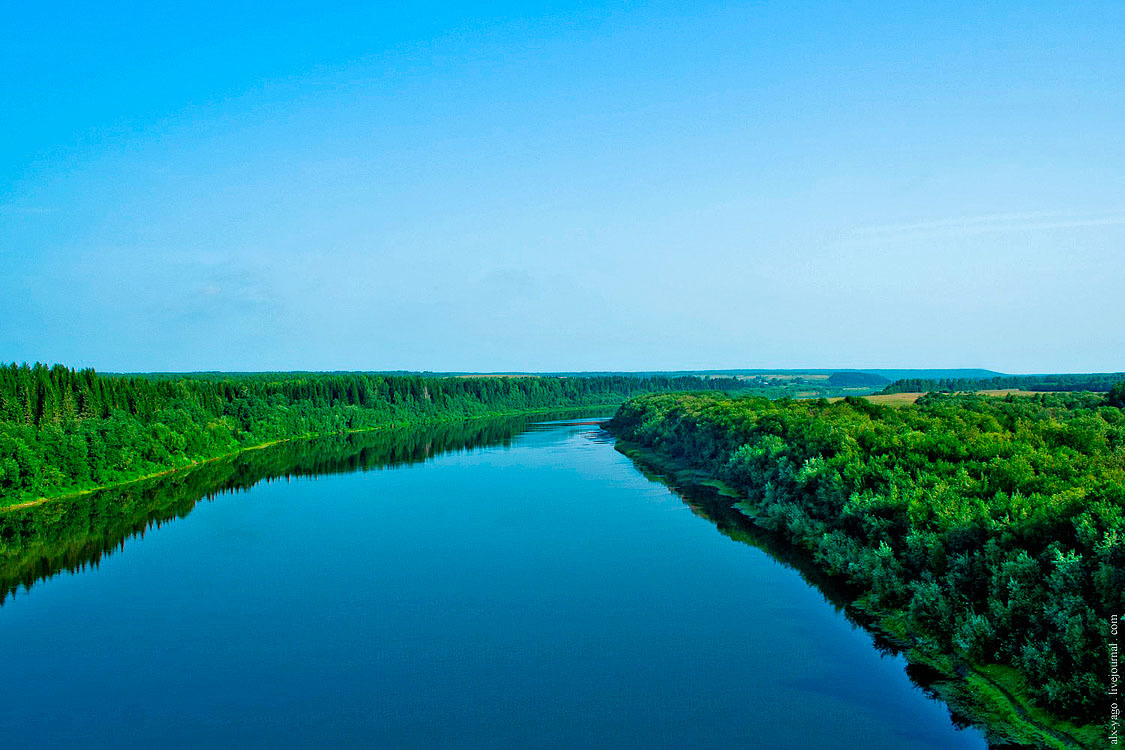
[0, 411, 606, 604]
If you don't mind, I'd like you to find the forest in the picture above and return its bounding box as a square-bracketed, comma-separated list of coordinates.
[608, 389, 1125, 738]
[0, 412, 561, 603]
[0, 363, 742, 506]
[882, 372, 1125, 395]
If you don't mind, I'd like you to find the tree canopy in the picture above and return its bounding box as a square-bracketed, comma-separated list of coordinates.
[0, 363, 743, 505]
[610, 390, 1125, 726]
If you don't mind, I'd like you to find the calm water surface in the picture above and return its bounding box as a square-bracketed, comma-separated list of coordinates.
[0, 417, 987, 748]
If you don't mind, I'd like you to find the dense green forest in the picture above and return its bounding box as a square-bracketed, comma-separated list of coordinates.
[0, 412, 559, 603]
[609, 390, 1124, 740]
[882, 372, 1125, 395]
[0, 363, 742, 506]
[1110, 381, 1125, 408]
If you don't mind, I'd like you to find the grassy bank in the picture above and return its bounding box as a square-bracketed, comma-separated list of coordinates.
[1, 364, 748, 507]
[2, 409, 596, 603]
[1, 403, 617, 511]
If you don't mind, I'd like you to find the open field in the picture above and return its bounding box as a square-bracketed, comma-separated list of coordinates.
[826, 392, 923, 405]
[828, 389, 1045, 407]
[862, 392, 926, 405]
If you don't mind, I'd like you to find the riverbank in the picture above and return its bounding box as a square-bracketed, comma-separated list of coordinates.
[3, 366, 745, 509]
[609, 435, 1103, 750]
[1, 404, 617, 513]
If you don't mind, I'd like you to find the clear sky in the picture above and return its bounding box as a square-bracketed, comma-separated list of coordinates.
[2, 2, 1122, 373]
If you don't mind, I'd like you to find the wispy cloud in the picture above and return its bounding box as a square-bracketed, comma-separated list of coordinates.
[845, 209, 1125, 245]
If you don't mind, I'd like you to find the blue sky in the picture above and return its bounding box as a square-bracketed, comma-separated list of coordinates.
[2, 1, 1122, 373]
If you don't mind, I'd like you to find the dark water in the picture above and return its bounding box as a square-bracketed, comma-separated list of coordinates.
[0, 416, 987, 749]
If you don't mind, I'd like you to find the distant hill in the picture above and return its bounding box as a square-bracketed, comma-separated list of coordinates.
[856, 369, 1006, 381]
[827, 371, 891, 387]
[411, 368, 1008, 380]
[127, 368, 1010, 383]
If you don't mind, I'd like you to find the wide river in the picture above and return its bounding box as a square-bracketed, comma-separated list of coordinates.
[0, 415, 989, 748]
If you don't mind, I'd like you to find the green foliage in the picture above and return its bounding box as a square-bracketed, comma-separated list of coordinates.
[827, 371, 890, 387]
[0, 412, 553, 603]
[1108, 381, 1125, 408]
[0, 362, 744, 505]
[882, 372, 1125, 395]
[608, 391, 1125, 724]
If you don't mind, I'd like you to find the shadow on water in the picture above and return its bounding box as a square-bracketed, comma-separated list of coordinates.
[613, 434, 1038, 750]
[0, 411, 607, 605]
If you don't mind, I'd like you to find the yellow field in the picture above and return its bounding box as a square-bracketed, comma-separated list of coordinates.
[825, 392, 924, 405]
[825, 389, 1043, 407]
[864, 392, 926, 405]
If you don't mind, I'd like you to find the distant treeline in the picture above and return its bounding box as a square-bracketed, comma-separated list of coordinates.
[882, 372, 1125, 395]
[609, 389, 1125, 734]
[0, 363, 743, 505]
